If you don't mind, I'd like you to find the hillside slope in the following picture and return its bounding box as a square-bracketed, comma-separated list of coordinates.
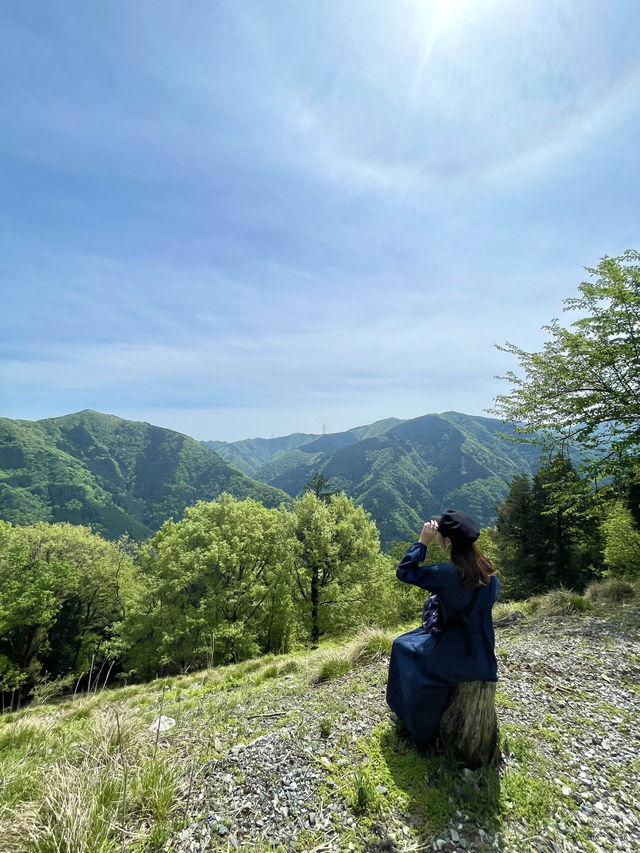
[203, 417, 404, 477]
[0, 410, 291, 540]
[3, 601, 639, 852]
[215, 413, 541, 547]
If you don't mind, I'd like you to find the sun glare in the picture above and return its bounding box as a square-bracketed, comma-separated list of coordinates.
[431, 0, 473, 35]
[411, 0, 491, 99]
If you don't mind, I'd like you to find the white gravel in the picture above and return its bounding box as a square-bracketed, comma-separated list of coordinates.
[173, 608, 640, 853]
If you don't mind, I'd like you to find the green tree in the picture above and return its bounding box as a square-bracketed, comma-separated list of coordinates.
[492, 251, 640, 470]
[122, 495, 294, 677]
[530, 455, 601, 591]
[494, 457, 602, 598]
[0, 522, 138, 705]
[494, 474, 539, 599]
[600, 500, 640, 577]
[291, 492, 380, 645]
[302, 471, 338, 503]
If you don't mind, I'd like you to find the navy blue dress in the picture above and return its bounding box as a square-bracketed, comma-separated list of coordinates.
[386, 542, 500, 750]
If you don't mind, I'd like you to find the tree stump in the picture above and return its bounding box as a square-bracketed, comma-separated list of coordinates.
[436, 681, 498, 767]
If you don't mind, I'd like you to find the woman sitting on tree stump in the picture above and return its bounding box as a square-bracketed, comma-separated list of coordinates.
[387, 509, 499, 756]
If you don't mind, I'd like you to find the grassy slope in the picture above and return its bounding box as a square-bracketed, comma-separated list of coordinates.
[2, 585, 638, 853]
[0, 411, 291, 540]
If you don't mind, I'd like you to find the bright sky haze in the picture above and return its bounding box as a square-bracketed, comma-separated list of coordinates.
[2, 0, 639, 441]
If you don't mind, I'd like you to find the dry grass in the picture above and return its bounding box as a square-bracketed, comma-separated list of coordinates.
[305, 627, 398, 684]
[0, 703, 180, 852]
[526, 588, 591, 617]
[347, 627, 395, 666]
[585, 577, 637, 604]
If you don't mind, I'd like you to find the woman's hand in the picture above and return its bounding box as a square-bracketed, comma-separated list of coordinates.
[419, 520, 438, 546]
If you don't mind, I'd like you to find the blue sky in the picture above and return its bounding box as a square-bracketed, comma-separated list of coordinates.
[1, 0, 639, 441]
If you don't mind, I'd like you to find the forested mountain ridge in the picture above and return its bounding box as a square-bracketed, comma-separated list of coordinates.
[0, 409, 542, 548]
[206, 412, 542, 547]
[0, 410, 290, 540]
[202, 416, 404, 476]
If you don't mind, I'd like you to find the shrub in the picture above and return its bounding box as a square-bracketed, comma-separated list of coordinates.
[308, 653, 352, 684]
[584, 577, 636, 604]
[492, 601, 527, 622]
[601, 501, 640, 577]
[348, 628, 394, 666]
[526, 588, 591, 617]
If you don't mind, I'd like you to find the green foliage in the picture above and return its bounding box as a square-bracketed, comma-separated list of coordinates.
[311, 654, 352, 683]
[0, 521, 139, 703]
[526, 589, 591, 616]
[493, 250, 640, 467]
[319, 717, 332, 738]
[291, 492, 381, 644]
[121, 494, 295, 677]
[0, 410, 290, 543]
[495, 456, 602, 598]
[349, 768, 379, 814]
[600, 500, 640, 577]
[302, 471, 338, 502]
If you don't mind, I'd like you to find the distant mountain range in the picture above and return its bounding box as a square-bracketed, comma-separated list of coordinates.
[0, 410, 290, 541]
[204, 411, 542, 547]
[0, 409, 542, 548]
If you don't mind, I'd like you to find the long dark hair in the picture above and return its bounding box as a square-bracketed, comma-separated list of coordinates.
[450, 540, 495, 589]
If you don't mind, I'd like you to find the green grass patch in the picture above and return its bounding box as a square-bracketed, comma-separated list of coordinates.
[309, 653, 352, 684]
[348, 627, 395, 666]
[501, 767, 567, 827]
[500, 727, 535, 763]
[527, 589, 591, 617]
[338, 724, 502, 836]
[494, 687, 521, 710]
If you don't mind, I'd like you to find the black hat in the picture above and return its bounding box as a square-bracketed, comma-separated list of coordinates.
[431, 509, 479, 542]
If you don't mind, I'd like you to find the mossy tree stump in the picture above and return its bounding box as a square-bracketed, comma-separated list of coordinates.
[436, 680, 498, 767]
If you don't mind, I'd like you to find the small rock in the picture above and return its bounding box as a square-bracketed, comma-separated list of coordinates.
[149, 715, 175, 732]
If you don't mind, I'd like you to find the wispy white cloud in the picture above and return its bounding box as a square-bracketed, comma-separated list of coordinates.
[2, 0, 640, 439]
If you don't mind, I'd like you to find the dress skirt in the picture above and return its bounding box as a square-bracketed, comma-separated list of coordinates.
[386, 627, 451, 750]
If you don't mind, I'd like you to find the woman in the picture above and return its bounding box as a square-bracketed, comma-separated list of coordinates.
[386, 509, 499, 751]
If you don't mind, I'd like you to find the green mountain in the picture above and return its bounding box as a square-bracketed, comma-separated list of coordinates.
[0, 410, 291, 540]
[205, 412, 541, 548]
[1, 409, 543, 549]
[202, 417, 404, 477]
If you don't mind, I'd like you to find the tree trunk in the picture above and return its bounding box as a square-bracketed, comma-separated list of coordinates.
[436, 681, 498, 768]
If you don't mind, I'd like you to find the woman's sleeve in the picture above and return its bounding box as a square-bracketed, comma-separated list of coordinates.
[396, 542, 449, 591]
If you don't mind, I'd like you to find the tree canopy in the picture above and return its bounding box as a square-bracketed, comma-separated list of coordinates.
[0, 521, 138, 703]
[492, 251, 640, 469]
[122, 495, 295, 676]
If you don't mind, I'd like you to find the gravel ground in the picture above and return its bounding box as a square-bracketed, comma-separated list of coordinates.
[173, 609, 640, 853]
